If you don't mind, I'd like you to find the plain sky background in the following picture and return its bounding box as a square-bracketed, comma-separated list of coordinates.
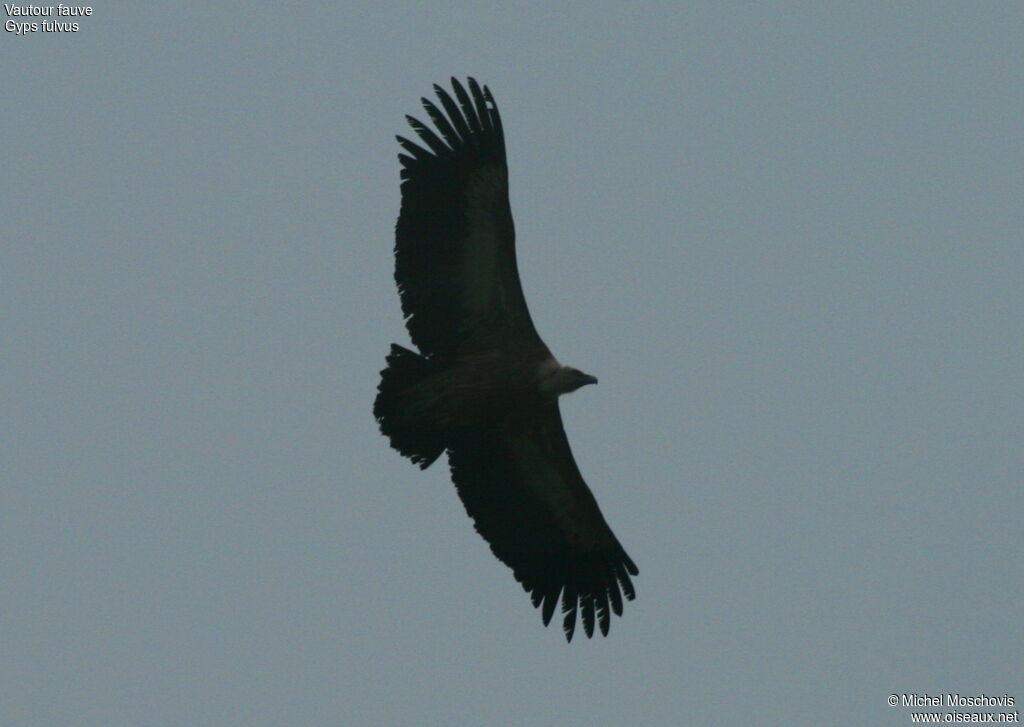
[4, 3, 1022, 726]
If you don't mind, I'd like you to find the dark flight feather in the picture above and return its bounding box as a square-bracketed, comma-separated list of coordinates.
[444, 409, 638, 640]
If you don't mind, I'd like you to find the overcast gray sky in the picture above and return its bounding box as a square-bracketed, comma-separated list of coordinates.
[4, 3, 1022, 726]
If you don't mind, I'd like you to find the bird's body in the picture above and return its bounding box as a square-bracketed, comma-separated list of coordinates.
[386, 347, 550, 432]
[374, 78, 637, 641]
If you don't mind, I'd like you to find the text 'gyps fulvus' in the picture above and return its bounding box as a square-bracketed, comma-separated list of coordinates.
[374, 78, 638, 641]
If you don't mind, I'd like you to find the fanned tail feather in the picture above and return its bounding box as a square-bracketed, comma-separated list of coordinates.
[374, 344, 445, 469]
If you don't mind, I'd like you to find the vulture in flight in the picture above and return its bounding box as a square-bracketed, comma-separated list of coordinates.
[374, 78, 638, 641]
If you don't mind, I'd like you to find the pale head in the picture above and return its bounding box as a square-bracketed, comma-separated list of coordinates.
[537, 358, 598, 397]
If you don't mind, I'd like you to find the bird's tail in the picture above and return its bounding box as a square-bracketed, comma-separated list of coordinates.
[373, 344, 446, 469]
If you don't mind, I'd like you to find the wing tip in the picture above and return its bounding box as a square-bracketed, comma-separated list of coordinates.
[534, 552, 638, 642]
[396, 77, 504, 169]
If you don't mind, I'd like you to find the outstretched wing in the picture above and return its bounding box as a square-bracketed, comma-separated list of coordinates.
[395, 77, 544, 359]
[446, 405, 639, 641]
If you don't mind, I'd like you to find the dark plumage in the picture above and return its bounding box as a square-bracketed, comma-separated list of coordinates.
[374, 78, 638, 641]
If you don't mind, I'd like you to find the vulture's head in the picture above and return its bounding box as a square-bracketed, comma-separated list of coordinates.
[538, 360, 598, 397]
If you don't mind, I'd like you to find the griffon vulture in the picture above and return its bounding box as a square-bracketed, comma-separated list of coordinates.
[374, 78, 638, 641]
